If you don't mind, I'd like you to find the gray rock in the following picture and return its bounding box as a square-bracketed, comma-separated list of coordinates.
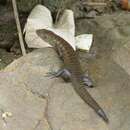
[1, 11, 130, 129]
[0, 48, 59, 130]
[76, 11, 130, 130]
[113, 41, 130, 76]
[0, 70, 50, 130]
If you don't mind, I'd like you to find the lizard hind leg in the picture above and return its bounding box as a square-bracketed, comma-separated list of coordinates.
[81, 75, 94, 88]
[46, 68, 94, 88]
[56, 69, 71, 82]
[46, 68, 71, 82]
[53, 69, 94, 88]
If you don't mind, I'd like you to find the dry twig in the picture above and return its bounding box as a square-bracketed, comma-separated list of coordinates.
[12, 0, 26, 55]
[82, 2, 107, 6]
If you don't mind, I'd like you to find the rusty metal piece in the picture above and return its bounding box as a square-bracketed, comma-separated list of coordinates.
[120, 0, 130, 10]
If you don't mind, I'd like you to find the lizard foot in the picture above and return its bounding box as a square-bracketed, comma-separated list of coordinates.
[46, 69, 71, 82]
[81, 75, 94, 88]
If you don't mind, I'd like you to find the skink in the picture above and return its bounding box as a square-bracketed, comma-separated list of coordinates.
[36, 29, 108, 123]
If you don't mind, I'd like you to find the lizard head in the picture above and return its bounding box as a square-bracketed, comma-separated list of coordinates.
[36, 29, 50, 42]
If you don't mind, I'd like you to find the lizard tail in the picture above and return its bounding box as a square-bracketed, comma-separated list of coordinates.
[72, 80, 109, 123]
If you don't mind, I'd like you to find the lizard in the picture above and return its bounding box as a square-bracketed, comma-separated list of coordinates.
[36, 29, 109, 123]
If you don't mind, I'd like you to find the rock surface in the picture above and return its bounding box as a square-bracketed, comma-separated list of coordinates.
[0, 11, 130, 130]
[76, 11, 130, 130]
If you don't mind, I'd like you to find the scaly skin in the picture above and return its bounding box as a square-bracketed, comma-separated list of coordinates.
[36, 29, 109, 123]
